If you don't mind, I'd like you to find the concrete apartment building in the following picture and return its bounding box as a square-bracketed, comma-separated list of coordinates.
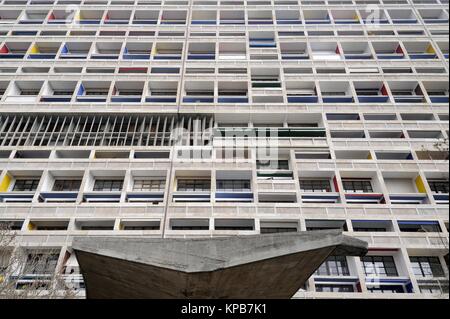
[0, 0, 449, 299]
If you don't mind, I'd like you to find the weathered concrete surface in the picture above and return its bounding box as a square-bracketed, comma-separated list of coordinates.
[73, 230, 368, 299]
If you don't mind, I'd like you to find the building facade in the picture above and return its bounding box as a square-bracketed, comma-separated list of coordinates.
[0, 0, 449, 299]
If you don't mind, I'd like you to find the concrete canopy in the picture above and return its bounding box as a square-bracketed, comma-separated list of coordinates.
[72, 230, 368, 299]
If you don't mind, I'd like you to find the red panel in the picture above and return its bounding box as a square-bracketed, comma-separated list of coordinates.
[395, 45, 403, 54]
[0, 45, 9, 53]
[48, 12, 56, 20]
[333, 176, 339, 192]
[381, 84, 388, 96]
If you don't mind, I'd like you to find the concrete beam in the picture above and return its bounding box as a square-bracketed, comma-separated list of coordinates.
[73, 230, 368, 299]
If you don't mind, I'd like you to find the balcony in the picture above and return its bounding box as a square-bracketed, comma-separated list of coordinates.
[320, 82, 354, 103]
[160, 10, 187, 25]
[153, 43, 183, 60]
[183, 82, 214, 103]
[310, 42, 341, 61]
[146, 81, 178, 103]
[0, 42, 29, 59]
[280, 42, 308, 60]
[76, 10, 103, 25]
[219, 10, 245, 25]
[389, 82, 425, 103]
[40, 81, 76, 103]
[191, 10, 217, 25]
[104, 10, 131, 24]
[359, 9, 389, 24]
[173, 178, 211, 203]
[248, 11, 273, 25]
[123, 43, 152, 60]
[19, 10, 47, 24]
[423, 81, 449, 104]
[132, 10, 159, 25]
[388, 9, 418, 24]
[405, 42, 438, 60]
[3, 80, 43, 103]
[354, 82, 390, 103]
[47, 10, 75, 24]
[418, 9, 448, 24]
[218, 82, 248, 103]
[27, 42, 60, 60]
[59, 42, 91, 59]
[90, 42, 121, 60]
[373, 42, 405, 60]
[76, 81, 110, 103]
[83, 192, 121, 202]
[276, 10, 302, 24]
[111, 82, 144, 103]
[332, 10, 360, 24]
[341, 42, 372, 60]
[187, 43, 216, 60]
[304, 10, 331, 24]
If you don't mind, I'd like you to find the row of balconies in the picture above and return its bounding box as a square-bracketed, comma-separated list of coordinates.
[0, 166, 447, 204]
[2, 28, 448, 41]
[1, 41, 448, 62]
[0, 0, 448, 7]
[1, 64, 448, 79]
[1, 217, 448, 234]
[1, 8, 448, 26]
[1, 79, 448, 105]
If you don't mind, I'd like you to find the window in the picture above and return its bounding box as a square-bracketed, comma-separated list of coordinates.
[316, 256, 350, 276]
[367, 285, 405, 293]
[52, 179, 81, 192]
[133, 179, 166, 192]
[410, 257, 445, 278]
[342, 179, 373, 193]
[362, 256, 399, 277]
[299, 179, 332, 192]
[23, 252, 59, 275]
[177, 179, 211, 192]
[316, 284, 354, 292]
[216, 180, 251, 192]
[256, 159, 289, 170]
[93, 179, 123, 191]
[13, 179, 40, 191]
[428, 180, 449, 194]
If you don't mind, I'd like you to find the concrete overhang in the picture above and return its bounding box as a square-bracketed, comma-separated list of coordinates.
[72, 230, 368, 299]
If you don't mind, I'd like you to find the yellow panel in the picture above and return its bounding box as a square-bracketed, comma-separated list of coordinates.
[151, 45, 157, 55]
[426, 44, 436, 54]
[415, 176, 427, 193]
[75, 11, 81, 20]
[353, 14, 359, 21]
[29, 44, 39, 53]
[367, 153, 372, 160]
[0, 174, 12, 192]
[27, 222, 35, 231]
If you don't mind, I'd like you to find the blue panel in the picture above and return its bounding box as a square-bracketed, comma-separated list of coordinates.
[287, 96, 318, 103]
[398, 220, 439, 225]
[276, 20, 302, 24]
[187, 54, 215, 60]
[358, 96, 389, 103]
[28, 54, 56, 59]
[215, 192, 253, 199]
[409, 54, 437, 59]
[191, 20, 217, 25]
[41, 97, 72, 102]
[77, 84, 85, 96]
[111, 96, 142, 103]
[145, 97, 177, 103]
[123, 54, 151, 60]
[183, 97, 214, 103]
[0, 54, 25, 59]
[429, 96, 449, 103]
[322, 97, 354, 103]
[132, 20, 158, 25]
[218, 97, 248, 103]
